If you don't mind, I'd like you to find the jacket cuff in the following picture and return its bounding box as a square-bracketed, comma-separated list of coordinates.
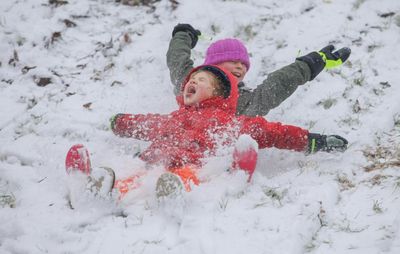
[307, 133, 327, 153]
[296, 52, 325, 80]
[110, 113, 125, 135]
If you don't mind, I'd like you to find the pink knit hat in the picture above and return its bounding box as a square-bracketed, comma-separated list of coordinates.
[204, 38, 250, 70]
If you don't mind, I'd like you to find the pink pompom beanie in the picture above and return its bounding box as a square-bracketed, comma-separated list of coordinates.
[204, 38, 250, 70]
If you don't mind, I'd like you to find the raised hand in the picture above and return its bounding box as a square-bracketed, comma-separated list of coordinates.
[172, 23, 201, 48]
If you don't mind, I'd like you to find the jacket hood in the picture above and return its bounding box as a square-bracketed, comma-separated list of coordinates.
[176, 65, 239, 114]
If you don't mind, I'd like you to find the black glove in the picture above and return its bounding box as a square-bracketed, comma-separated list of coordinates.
[307, 133, 348, 153]
[172, 23, 201, 49]
[297, 45, 351, 80]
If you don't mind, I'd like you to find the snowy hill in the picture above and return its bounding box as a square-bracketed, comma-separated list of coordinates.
[1, 0, 400, 253]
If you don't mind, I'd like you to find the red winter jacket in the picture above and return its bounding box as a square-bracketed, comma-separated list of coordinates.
[112, 65, 309, 169]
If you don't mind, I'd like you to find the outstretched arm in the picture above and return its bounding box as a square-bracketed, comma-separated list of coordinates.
[237, 60, 311, 116]
[110, 113, 169, 141]
[240, 116, 309, 151]
[239, 116, 348, 153]
[237, 45, 351, 116]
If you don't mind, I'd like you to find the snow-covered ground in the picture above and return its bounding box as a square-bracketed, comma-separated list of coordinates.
[1, 0, 400, 253]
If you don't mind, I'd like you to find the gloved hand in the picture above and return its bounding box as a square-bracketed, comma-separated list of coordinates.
[172, 23, 201, 49]
[307, 133, 348, 153]
[110, 113, 123, 131]
[296, 45, 351, 80]
[319, 45, 351, 69]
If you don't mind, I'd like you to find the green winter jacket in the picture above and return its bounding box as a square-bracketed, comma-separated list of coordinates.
[167, 31, 313, 116]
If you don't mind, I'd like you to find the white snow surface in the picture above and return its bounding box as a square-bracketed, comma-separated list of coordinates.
[1, 0, 400, 253]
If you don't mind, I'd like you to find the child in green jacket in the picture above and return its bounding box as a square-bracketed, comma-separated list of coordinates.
[167, 24, 351, 116]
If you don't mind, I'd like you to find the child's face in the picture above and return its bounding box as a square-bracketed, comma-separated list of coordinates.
[217, 61, 247, 82]
[183, 71, 218, 106]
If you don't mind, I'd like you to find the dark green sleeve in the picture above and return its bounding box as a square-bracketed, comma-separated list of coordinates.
[166, 31, 195, 95]
[236, 60, 312, 116]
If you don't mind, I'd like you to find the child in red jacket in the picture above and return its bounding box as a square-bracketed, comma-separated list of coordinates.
[66, 65, 347, 199]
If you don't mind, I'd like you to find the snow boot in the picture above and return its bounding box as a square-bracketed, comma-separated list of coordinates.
[65, 145, 115, 198]
[67, 166, 116, 208]
[232, 134, 259, 181]
[65, 144, 91, 175]
[86, 167, 116, 197]
[156, 172, 184, 198]
[156, 166, 200, 198]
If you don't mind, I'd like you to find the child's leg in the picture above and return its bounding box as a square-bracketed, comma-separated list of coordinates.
[66, 144, 150, 200]
[232, 134, 259, 181]
[114, 171, 147, 199]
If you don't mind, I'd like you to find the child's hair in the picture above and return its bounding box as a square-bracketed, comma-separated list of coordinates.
[190, 69, 225, 97]
[197, 65, 231, 98]
[208, 72, 226, 97]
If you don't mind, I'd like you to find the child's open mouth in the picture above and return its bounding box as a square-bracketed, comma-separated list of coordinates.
[186, 85, 196, 95]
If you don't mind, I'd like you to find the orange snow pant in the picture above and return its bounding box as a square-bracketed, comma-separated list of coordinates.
[168, 166, 200, 191]
[114, 166, 200, 199]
